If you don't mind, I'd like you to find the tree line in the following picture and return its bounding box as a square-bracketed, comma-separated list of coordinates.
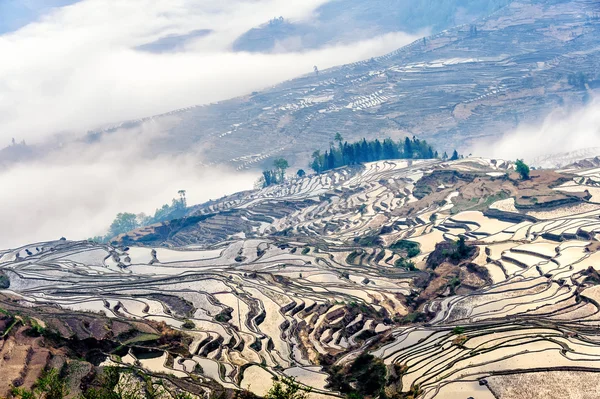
[258, 134, 460, 188]
[310, 134, 458, 174]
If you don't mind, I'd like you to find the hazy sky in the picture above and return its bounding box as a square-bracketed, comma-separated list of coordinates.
[0, 0, 424, 247]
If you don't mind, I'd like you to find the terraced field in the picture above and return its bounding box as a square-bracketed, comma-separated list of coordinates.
[4, 157, 600, 398]
[81, 0, 600, 170]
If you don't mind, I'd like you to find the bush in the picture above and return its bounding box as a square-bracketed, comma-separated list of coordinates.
[347, 353, 387, 396]
[346, 250, 363, 264]
[12, 368, 68, 399]
[390, 240, 421, 258]
[182, 320, 195, 329]
[215, 309, 233, 323]
[0, 273, 10, 289]
[515, 159, 530, 180]
[395, 257, 416, 271]
[401, 312, 426, 324]
[452, 326, 465, 334]
[355, 234, 383, 247]
[265, 377, 310, 399]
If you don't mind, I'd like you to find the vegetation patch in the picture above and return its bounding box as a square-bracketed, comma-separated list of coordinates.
[215, 309, 233, 323]
[0, 271, 10, 289]
[181, 320, 195, 330]
[390, 240, 421, 258]
[327, 352, 387, 398]
[354, 234, 384, 247]
[426, 237, 476, 269]
[310, 135, 444, 174]
[394, 257, 417, 271]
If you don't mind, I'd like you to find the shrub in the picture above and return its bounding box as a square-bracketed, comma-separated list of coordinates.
[0, 273, 10, 289]
[395, 257, 416, 271]
[215, 309, 233, 323]
[401, 312, 426, 324]
[182, 320, 195, 329]
[355, 234, 383, 247]
[390, 240, 421, 258]
[452, 326, 465, 335]
[12, 368, 69, 399]
[348, 353, 387, 396]
[346, 250, 363, 264]
[515, 159, 530, 180]
[265, 377, 310, 399]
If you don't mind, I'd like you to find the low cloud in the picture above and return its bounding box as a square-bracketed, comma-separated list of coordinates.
[0, 0, 423, 143]
[0, 121, 257, 248]
[0, 0, 426, 248]
[469, 97, 600, 164]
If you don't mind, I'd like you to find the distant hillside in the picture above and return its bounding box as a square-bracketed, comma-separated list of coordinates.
[233, 0, 513, 52]
[1, 0, 598, 172]
[145, 0, 599, 171]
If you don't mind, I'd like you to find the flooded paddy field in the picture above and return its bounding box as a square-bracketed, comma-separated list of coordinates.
[4, 157, 600, 397]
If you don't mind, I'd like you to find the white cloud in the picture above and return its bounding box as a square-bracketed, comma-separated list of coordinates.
[0, 0, 426, 248]
[0, 0, 423, 142]
[0, 120, 257, 248]
[469, 97, 600, 164]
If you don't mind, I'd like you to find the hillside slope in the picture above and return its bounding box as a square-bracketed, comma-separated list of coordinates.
[124, 0, 599, 170]
[4, 157, 600, 398]
[1, 0, 597, 172]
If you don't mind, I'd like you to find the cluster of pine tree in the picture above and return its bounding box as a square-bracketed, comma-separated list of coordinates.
[310, 135, 458, 173]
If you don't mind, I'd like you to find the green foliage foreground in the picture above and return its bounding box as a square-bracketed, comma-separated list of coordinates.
[11, 367, 194, 399]
[264, 377, 310, 399]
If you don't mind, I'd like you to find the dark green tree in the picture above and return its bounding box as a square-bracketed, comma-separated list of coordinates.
[334, 133, 344, 147]
[404, 137, 413, 158]
[309, 136, 437, 173]
[273, 158, 289, 182]
[310, 150, 323, 173]
[515, 159, 530, 180]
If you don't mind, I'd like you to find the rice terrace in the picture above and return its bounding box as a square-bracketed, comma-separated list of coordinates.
[3, 157, 600, 398]
[1, 0, 600, 398]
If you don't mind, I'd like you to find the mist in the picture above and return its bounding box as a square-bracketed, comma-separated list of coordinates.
[469, 98, 600, 164]
[0, 121, 257, 249]
[0, 0, 424, 143]
[0, 0, 428, 249]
